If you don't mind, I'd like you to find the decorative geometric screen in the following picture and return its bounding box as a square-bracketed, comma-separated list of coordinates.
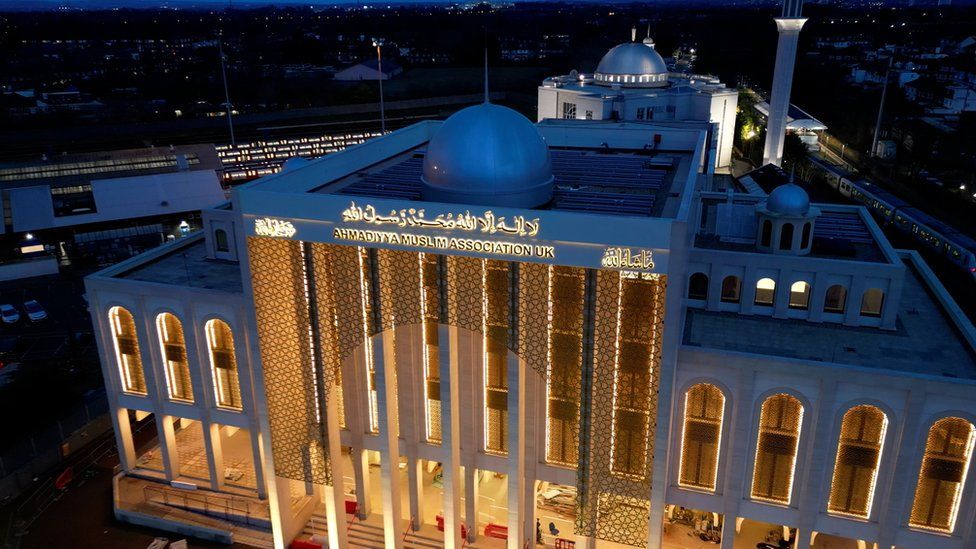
[546, 266, 586, 467]
[678, 383, 725, 491]
[419, 253, 442, 444]
[109, 306, 147, 395]
[156, 312, 194, 402]
[752, 393, 803, 504]
[828, 405, 887, 518]
[483, 259, 511, 456]
[910, 417, 975, 532]
[206, 318, 243, 410]
[576, 271, 666, 548]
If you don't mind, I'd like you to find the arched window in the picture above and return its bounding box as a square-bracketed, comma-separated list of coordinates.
[780, 223, 794, 251]
[688, 272, 709, 300]
[720, 275, 741, 304]
[755, 278, 776, 306]
[828, 405, 888, 518]
[761, 220, 773, 247]
[824, 284, 848, 314]
[109, 306, 147, 395]
[789, 281, 811, 310]
[679, 383, 725, 492]
[752, 394, 803, 504]
[801, 222, 812, 249]
[214, 229, 229, 252]
[909, 417, 975, 532]
[156, 313, 193, 402]
[860, 288, 885, 317]
[206, 319, 242, 410]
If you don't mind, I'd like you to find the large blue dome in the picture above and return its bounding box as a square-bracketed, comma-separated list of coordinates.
[421, 103, 554, 208]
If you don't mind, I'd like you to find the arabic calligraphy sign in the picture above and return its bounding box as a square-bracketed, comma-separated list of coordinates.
[601, 247, 655, 271]
[254, 217, 297, 238]
[341, 202, 541, 237]
[332, 228, 555, 259]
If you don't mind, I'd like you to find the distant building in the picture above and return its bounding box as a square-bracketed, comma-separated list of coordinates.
[753, 100, 828, 150]
[333, 58, 403, 81]
[0, 144, 225, 274]
[538, 35, 738, 169]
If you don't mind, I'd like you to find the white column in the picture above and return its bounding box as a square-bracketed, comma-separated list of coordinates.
[250, 422, 268, 499]
[113, 407, 136, 471]
[324, 379, 349, 548]
[373, 331, 404, 548]
[441, 325, 464, 548]
[352, 447, 371, 518]
[464, 465, 479, 542]
[506, 353, 526, 549]
[407, 457, 424, 531]
[202, 422, 225, 490]
[762, 17, 808, 167]
[157, 415, 180, 481]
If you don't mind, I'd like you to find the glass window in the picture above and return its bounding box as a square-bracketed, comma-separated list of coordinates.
[801, 222, 812, 248]
[761, 220, 772, 247]
[679, 383, 725, 491]
[828, 405, 888, 518]
[688, 272, 708, 300]
[909, 418, 975, 532]
[636, 107, 645, 120]
[824, 285, 847, 314]
[789, 281, 810, 310]
[720, 276, 741, 304]
[206, 319, 242, 410]
[780, 223, 794, 251]
[561, 102, 576, 119]
[585, 110, 593, 120]
[752, 394, 803, 504]
[109, 306, 147, 395]
[860, 288, 884, 317]
[156, 313, 193, 402]
[214, 229, 229, 252]
[755, 278, 776, 306]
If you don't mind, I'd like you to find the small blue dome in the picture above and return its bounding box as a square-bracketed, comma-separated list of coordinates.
[767, 182, 810, 216]
[421, 103, 554, 208]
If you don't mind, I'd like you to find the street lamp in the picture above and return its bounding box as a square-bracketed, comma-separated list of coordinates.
[373, 38, 386, 134]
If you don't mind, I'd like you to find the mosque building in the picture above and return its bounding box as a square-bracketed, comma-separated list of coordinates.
[537, 29, 738, 171]
[86, 36, 976, 549]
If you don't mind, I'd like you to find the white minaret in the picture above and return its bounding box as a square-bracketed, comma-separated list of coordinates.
[762, 0, 807, 167]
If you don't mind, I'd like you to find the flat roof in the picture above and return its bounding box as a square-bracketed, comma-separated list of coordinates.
[113, 237, 242, 293]
[319, 147, 683, 218]
[682, 259, 976, 379]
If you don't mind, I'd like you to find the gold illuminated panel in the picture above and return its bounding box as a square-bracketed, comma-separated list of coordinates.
[577, 270, 666, 548]
[248, 237, 329, 485]
[828, 405, 887, 518]
[752, 394, 803, 504]
[109, 306, 147, 395]
[483, 259, 511, 455]
[206, 319, 242, 410]
[308, 243, 347, 430]
[546, 266, 585, 466]
[156, 313, 193, 402]
[419, 253, 442, 444]
[358, 247, 379, 433]
[678, 383, 725, 491]
[910, 417, 975, 533]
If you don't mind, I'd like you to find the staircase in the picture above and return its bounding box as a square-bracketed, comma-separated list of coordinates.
[347, 519, 385, 548]
[300, 511, 444, 548]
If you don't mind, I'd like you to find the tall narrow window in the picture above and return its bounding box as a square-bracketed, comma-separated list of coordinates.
[419, 253, 441, 443]
[860, 288, 884, 317]
[610, 274, 661, 478]
[720, 276, 741, 304]
[109, 306, 147, 395]
[780, 223, 794, 250]
[828, 405, 888, 518]
[156, 313, 193, 402]
[752, 394, 803, 504]
[761, 220, 773, 247]
[679, 383, 725, 491]
[801, 222, 812, 249]
[206, 319, 242, 410]
[483, 260, 510, 455]
[909, 417, 975, 533]
[688, 272, 708, 300]
[214, 229, 229, 252]
[789, 281, 810, 310]
[824, 284, 848, 314]
[546, 266, 585, 466]
[755, 278, 776, 306]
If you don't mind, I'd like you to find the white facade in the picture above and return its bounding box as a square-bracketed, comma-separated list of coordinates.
[85, 117, 976, 549]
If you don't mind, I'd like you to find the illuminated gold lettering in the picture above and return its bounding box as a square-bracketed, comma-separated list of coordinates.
[341, 201, 541, 237]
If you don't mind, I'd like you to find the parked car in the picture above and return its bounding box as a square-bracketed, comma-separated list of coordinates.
[23, 300, 47, 322]
[0, 304, 20, 324]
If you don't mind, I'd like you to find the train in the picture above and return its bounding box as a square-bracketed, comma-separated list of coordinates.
[808, 155, 976, 277]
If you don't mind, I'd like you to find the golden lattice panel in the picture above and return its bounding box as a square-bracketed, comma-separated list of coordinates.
[576, 271, 666, 547]
[752, 394, 803, 504]
[909, 417, 975, 532]
[248, 237, 329, 485]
